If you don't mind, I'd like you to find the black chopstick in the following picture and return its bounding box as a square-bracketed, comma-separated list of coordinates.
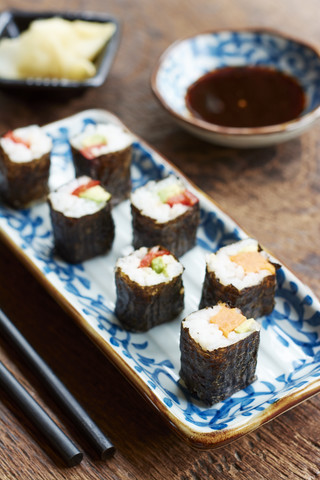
[0, 361, 83, 467]
[0, 309, 115, 460]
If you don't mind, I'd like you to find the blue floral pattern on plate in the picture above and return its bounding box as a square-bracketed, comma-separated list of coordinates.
[1, 109, 320, 446]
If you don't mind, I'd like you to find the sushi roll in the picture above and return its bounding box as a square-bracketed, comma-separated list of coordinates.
[199, 238, 279, 318]
[69, 123, 133, 206]
[115, 245, 184, 332]
[131, 175, 200, 257]
[180, 302, 260, 404]
[48, 176, 114, 263]
[0, 125, 52, 208]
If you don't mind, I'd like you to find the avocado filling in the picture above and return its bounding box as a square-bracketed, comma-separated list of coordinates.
[79, 185, 111, 203]
[158, 184, 184, 203]
[151, 256, 168, 276]
[81, 133, 108, 148]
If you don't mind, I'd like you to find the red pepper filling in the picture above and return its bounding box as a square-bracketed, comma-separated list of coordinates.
[3, 131, 31, 149]
[72, 180, 100, 196]
[80, 144, 105, 160]
[166, 189, 198, 207]
[139, 246, 170, 268]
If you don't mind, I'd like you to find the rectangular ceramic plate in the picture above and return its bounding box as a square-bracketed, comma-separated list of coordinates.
[0, 10, 120, 90]
[1, 109, 320, 449]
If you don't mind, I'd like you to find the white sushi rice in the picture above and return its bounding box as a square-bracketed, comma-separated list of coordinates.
[70, 123, 133, 156]
[0, 125, 52, 163]
[116, 246, 183, 286]
[206, 238, 274, 290]
[183, 305, 260, 351]
[48, 176, 108, 218]
[131, 175, 190, 223]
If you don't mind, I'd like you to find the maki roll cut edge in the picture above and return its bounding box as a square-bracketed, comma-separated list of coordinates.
[199, 238, 280, 318]
[0, 125, 52, 208]
[131, 175, 200, 257]
[115, 245, 184, 332]
[69, 123, 133, 206]
[180, 303, 261, 404]
[48, 176, 114, 263]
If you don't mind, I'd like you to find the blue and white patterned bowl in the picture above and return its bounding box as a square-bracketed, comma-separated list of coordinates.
[152, 29, 320, 148]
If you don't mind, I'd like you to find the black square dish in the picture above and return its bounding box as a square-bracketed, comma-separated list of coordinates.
[0, 9, 120, 90]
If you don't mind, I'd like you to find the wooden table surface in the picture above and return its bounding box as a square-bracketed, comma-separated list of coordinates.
[1, 0, 320, 479]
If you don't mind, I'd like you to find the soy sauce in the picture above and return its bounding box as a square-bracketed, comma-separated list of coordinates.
[185, 66, 305, 128]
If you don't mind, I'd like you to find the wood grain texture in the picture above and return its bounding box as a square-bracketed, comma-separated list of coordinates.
[1, 0, 320, 479]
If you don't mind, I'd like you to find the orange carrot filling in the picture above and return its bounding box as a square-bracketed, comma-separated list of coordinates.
[209, 304, 246, 337]
[229, 250, 275, 274]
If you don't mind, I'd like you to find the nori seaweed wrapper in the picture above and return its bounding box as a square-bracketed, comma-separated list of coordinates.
[71, 145, 132, 206]
[180, 320, 260, 404]
[48, 199, 114, 264]
[115, 265, 184, 332]
[0, 145, 50, 208]
[199, 262, 279, 319]
[131, 202, 200, 258]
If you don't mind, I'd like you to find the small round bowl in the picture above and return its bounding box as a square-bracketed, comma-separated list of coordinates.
[151, 28, 320, 148]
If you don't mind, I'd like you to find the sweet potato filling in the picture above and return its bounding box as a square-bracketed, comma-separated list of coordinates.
[230, 250, 275, 274]
[209, 304, 246, 337]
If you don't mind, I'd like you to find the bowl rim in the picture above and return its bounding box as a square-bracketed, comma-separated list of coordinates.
[151, 27, 320, 138]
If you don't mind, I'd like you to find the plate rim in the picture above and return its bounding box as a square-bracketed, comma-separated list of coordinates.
[1, 108, 320, 449]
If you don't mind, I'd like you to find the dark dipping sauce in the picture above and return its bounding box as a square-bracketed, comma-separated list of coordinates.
[185, 66, 306, 128]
